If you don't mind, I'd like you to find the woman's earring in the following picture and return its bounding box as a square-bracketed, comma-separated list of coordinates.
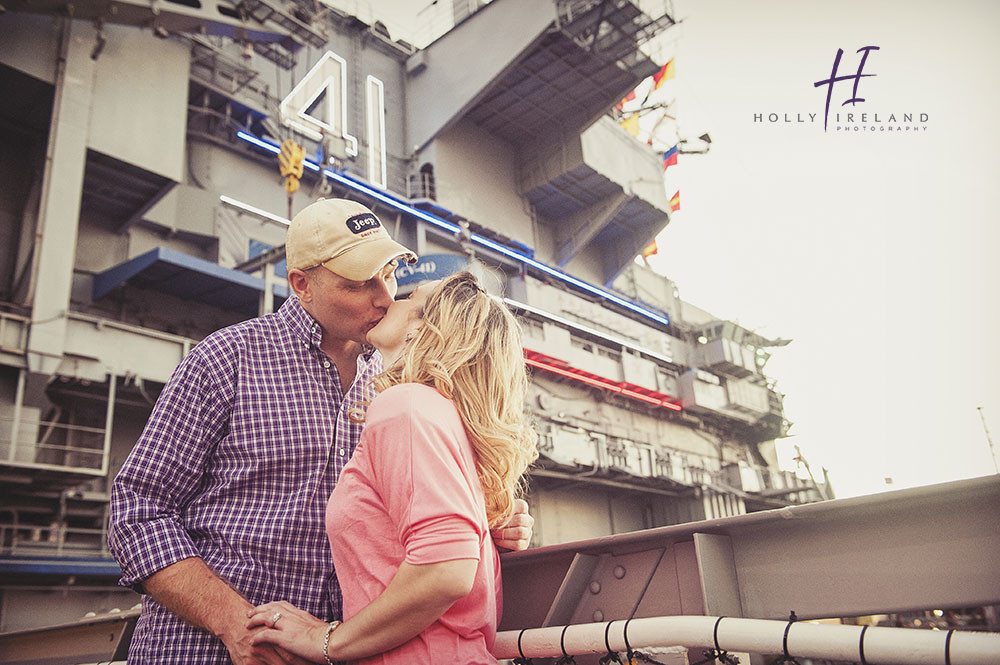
[404, 331, 414, 343]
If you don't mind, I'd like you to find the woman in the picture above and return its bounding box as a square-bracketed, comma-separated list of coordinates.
[247, 271, 537, 664]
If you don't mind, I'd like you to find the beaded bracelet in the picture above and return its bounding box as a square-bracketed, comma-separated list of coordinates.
[323, 620, 341, 665]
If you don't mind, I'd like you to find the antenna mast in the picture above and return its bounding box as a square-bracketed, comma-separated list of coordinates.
[977, 406, 999, 474]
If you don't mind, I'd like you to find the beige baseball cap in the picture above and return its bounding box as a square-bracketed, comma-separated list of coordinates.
[285, 198, 417, 281]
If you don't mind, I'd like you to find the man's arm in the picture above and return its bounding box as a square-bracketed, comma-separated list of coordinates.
[108, 344, 305, 665]
[143, 558, 305, 665]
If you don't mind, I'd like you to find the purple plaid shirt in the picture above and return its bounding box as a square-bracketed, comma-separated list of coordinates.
[109, 296, 382, 664]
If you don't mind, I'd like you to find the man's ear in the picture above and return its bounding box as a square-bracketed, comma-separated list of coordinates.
[288, 268, 311, 302]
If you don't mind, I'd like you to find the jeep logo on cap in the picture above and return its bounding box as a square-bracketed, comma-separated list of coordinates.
[346, 213, 381, 234]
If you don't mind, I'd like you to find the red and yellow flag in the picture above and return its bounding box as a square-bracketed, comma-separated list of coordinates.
[669, 191, 680, 212]
[652, 59, 675, 90]
[616, 89, 637, 110]
[642, 239, 658, 257]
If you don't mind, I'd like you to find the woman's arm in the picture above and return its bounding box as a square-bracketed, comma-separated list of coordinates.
[249, 387, 489, 661]
[247, 558, 477, 662]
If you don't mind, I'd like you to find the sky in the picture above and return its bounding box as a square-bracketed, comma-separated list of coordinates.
[645, 0, 1000, 497]
[366, 0, 1000, 498]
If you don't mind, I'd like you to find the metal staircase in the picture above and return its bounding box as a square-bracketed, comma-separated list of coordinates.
[556, 0, 676, 68]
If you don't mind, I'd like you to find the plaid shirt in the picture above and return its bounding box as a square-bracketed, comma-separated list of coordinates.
[109, 296, 381, 664]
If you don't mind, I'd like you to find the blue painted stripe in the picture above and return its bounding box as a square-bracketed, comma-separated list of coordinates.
[0, 556, 122, 576]
[236, 132, 670, 327]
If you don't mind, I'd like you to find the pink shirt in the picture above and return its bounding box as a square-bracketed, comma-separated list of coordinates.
[326, 383, 501, 665]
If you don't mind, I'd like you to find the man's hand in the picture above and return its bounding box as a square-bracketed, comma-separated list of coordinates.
[219, 603, 311, 665]
[143, 558, 311, 665]
[490, 498, 534, 551]
[221, 626, 282, 665]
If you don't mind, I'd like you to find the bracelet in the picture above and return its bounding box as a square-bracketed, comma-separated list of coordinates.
[323, 620, 341, 665]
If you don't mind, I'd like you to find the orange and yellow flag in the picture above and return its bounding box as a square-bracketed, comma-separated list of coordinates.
[620, 113, 640, 137]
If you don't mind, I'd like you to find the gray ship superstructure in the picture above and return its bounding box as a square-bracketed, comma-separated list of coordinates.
[0, 0, 825, 630]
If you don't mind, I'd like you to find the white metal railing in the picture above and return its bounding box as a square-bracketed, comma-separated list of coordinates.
[539, 422, 715, 484]
[1, 417, 106, 472]
[538, 422, 820, 502]
[719, 461, 819, 497]
[407, 171, 436, 200]
[64, 312, 195, 384]
[0, 522, 108, 557]
[494, 616, 1000, 665]
[66, 311, 195, 354]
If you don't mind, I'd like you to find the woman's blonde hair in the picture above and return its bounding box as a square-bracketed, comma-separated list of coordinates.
[373, 271, 538, 528]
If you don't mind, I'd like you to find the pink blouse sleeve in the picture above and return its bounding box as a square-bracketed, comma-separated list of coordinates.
[366, 385, 485, 565]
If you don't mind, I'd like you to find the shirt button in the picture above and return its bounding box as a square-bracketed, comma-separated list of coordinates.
[323, 360, 331, 368]
[339, 449, 345, 456]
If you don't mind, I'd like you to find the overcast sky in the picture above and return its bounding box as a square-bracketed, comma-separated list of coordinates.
[648, 0, 1000, 496]
[370, 0, 1000, 498]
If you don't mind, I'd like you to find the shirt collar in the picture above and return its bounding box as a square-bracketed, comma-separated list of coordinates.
[277, 297, 322, 348]
[277, 297, 378, 361]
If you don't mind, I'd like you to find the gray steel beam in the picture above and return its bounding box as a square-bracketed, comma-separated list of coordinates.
[555, 192, 631, 268]
[26, 19, 94, 375]
[694, 532, 744, 618]
[500, 475, 1000, 630]
[0, 610, 137, 664]
[116, 180, 177, 233]
[730, 479, 1000, 619]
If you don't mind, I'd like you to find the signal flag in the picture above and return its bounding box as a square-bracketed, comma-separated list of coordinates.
[652, 59, 675, 90]
[663, 145, 679, 170]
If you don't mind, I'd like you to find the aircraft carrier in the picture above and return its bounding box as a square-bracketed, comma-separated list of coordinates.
[3, 2, 992, 658]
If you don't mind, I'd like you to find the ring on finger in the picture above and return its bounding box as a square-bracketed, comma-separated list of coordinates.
[271, 611, 282, 627]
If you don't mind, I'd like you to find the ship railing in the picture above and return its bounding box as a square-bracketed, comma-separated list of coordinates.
[718, 461, 819, 496]
[406, 171, 437, 201]
[0, 522, 108, 557]
[0, 417, 106, 474]
[494, 615, 1000, 665]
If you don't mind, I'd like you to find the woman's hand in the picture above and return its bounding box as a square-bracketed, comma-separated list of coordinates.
[490, 498, 534, 551]
[246, 601, 329, 663]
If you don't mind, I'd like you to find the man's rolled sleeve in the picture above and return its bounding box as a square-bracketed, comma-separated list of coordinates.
[110, 479, 205, 590]
[108, 342, 234, 591]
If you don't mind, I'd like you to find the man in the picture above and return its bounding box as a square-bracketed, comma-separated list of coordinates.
[109, 198, 533, 665]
